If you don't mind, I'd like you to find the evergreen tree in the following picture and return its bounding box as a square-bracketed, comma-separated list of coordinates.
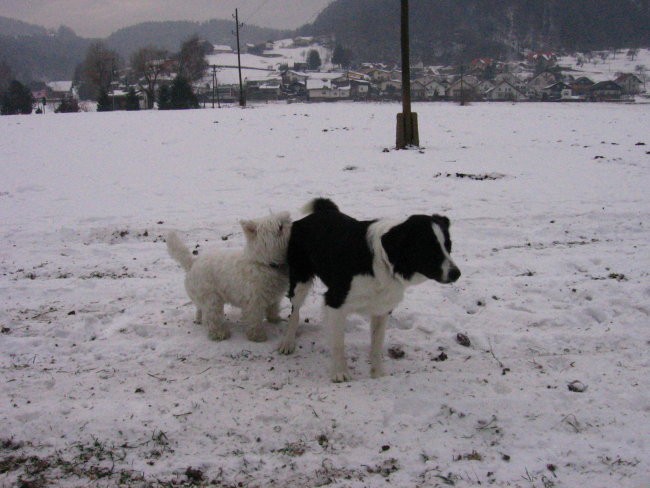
[125, 87, 140, 111]
[96, 87, 112, 111]
[157, 84, 171, 110]
[307, 49, 322, 71]
[170, 76, 198, 110]
[1, 80, 33, 115]
[332, 44, 352, 69]
[55, 96, 80, 113]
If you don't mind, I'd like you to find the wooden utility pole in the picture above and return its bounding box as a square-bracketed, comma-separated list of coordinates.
[211, 65, 221, 108]
[396, 0, 419, 149]
[234, 8, 245, 107]
[211, 65, 216, 108]
[459, 64, 466, 106]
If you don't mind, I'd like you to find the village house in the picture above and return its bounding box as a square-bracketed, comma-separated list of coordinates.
[306, 78, 350, 101]
[541, 81, 571, 101]
[485, 80, 528, 101]
[527, 51, 558, 71]
[470, 58, 494, 73]
[527, 71, 558, 98]
[410, 80, 427, 100]
[345, 71, 370, 82]
[475, 80, 495, 98]
[614, 73, 644, 95]
[282, 70, 309, 85]
[366, 68, 392, 83]
[332, 73, 371, 100]
[349, 79, 371, 100]
[378, 78, 402, 98]
[212, 44, 233, 54]
[46, 81, 74, 104]
[570, 77, 595, 98]
[245, 77, 282, 101]
[494, 72, 526, 92]
[447, 75, 478, 101]
[424, 79, 447, 99]
[589, 81, 623, 101]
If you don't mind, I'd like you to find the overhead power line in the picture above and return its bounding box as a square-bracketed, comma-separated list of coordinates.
[242, 0, 272, 26]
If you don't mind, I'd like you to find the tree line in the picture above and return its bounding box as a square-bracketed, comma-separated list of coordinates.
[0, 34, 209, 115]
[80, 35, 209, 111]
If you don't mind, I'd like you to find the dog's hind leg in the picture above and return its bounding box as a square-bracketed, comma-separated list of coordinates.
[327, 306, 351, 382]
[369, 314, 388, 378]
[278, 280, 312, 354]
[194, 308, 203, 324]
[205, 297, 229, 340]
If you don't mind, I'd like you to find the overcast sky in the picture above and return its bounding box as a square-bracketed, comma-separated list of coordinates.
[0, 0, 333, 37]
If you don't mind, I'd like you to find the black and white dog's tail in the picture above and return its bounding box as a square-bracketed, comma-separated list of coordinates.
[166, 231, 195, 272]
[301, 198, 340, 215]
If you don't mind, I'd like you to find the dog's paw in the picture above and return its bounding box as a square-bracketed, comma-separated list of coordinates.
[246, 327, 268, 342]
[331, 368, 352, 383]
[208, 327, 231, 341]
[277, 338, 296, 354]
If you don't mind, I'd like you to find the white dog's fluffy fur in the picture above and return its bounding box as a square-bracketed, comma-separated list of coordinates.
[167, 212, 292, 341]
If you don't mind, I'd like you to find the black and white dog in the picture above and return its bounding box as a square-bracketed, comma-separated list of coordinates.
[278, 198, 460, 382]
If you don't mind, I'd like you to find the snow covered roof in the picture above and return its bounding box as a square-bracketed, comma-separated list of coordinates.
[46, 81, 72, 92]
[212, 44, 232, 52]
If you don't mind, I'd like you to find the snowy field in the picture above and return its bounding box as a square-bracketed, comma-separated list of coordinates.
[1, 101, 649, 487]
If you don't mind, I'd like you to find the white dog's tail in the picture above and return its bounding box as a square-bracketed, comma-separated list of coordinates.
[166, 231, 195, 272]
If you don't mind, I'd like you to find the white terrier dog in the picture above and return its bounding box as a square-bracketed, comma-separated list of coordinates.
[167, 212, 292, 342]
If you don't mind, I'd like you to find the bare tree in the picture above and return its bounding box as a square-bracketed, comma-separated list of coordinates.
[82, 41, 120, 97]
[177, 36, 209, 84]
[131, 46, 169, 109]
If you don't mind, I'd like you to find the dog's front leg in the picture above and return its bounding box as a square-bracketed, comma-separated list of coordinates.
[327, 306, 351, 382]
[244, 306, 267, 342]
[278, 280, 311, 354]
[370, 314, 388, 378]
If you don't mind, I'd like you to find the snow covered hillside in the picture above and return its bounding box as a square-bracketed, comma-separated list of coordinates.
[558, 48, 650, 84]
[1, 101, 649, 487]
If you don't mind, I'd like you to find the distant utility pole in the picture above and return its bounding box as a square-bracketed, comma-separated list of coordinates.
[211, 65, 221, 108]
[459, 64, 466, 106]
[396, 0, 419, 149]
[234, 8, 245, 107]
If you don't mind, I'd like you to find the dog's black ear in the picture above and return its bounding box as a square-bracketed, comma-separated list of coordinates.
[381, 222, 415, 279]
[432, 214, 450, 230]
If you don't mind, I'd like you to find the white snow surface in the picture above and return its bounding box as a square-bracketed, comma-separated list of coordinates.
[1, 102, 649, 487]
[205, 39, 333, 85]
[558, 48, 650, 83]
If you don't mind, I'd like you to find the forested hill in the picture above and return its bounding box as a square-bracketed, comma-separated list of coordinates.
[105, 20, 287, 59]
[0, 16, 285, 82]
[0, 21, 91, 82]
[301, 0, 650, 64]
